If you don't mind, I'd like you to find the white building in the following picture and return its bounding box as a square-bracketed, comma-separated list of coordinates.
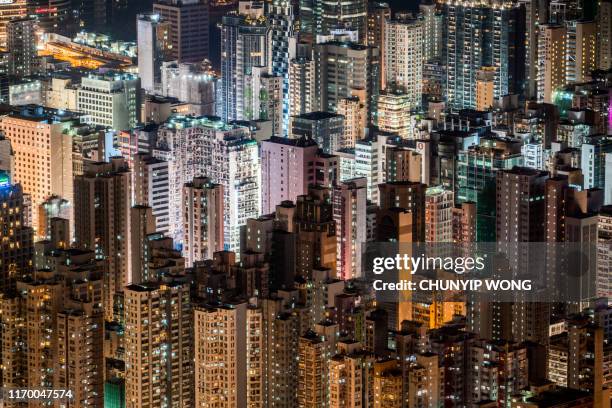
[160, 61, 217, 115]
[137, 13, 165, 93]
[155, 115, 260, 252]
[77, 72, 140, 131]
[522, 142, 544, 170]
[384, 18, 423, 107]
[132, 153, 171, 236]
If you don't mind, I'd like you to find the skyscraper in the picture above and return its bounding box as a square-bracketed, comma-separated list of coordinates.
[269, 0, 296, 135]
[137, 13, 168, 93]
[565, 20, 597, 84]
[537, 24, 567, 102]
[260, 135, 319, 215]
[0, 176, 33, 292]
[0, 0, 25, 47]
[597, 0, 612, 69]
[74, 158, 131, 321]
[7, 18, 37, 77]
[444, 0, 525, 109]
[219, 12, 269, 122]
[288, 55, 315, 117]
[77, 72, 141, 131]
[152, 0, 209, 63]
[300, 0, 368, 43]
[313, 41, 380, 118]
[384, 17, 423, 108]
[0, 106, 77, 234]
[291, 111, 344, 154]
[333, 178, 367, 279]
[124, 281, 193, 408]
[194, 301, 263, 407]
[183, 177, 224, 266]
[425, 186, 454, 243]
[155, 116, 259, 252]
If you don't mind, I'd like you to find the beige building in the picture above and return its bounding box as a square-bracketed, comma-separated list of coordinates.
[376, 90, 414, 139]
[384, 18, 423, 108]
[373, 360, 403, 408]
[74, 158, 131, 320]
[336, 96, 366, 149]
[0, 106, 78, 236]
[194, 301, 263, 407]
[44, 77, 78, 111]
[425, 186, 454, 243]
[476, 66, 496, 111]
[537, 25, 567, 103]
[124, 282, 193, 408]
[183, 177, 224, 267]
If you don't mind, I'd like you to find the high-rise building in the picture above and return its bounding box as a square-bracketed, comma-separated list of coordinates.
[378, 181, 427, 243]
[298, 325, 338, 407]
[1, 273, 62, 393]
[0, 106, 77, 234]
[77, 72, 141, 131]
[288, 56, 315, 116]
[367, 2, 390, 47]
[452, 202, 477, 243]
[194, 301, 263, 407]
[291, 111, 344, 154]
[457, 137, 523, 241]
[467, 340, 528, 405]
[132, 153, 171, 236]
[375, 90, 414, 139]
[565, 20, 597, 83]
[337, 96, 365, 149]
[419, 2, 443, 62]
[219, 12, 269, 122]
[124, 281, 192, 408]
[444, 0, 526, 109]
[300, 0, 367, 43]
[313, 41, 380, 118]
[7, 18, 37, 77]
[0, 0, 25, 47]
[137, 13, 168, 93]
[27, 0, 73, 35]
[155, 116, 259, 252]
[183, 177, 224, 267]
[537, 24, 567, 103]
[372, 360, 403, 408]
[294, 186, 337, 276]
[245, 67, 283, 136]
[329, 343, 374, 408]
[425, 186, 453, 243]
[261, 298, 299, 406]
[260, 135, 318, 215]
[0, 176, 33, 292]
[581, 135, 612, 190]
[597, 0, 612, 69]
[159, 61, 217, 116]
[475, 66, 496, 111]
[597, 205, 612, 299]
[333, 178, 367, 279]
[269, 0, 296, 136]
[497, 167, 549, 345]
[74, 158, 131, 321]
[384, 17, 423, 107]
[152, 0, 209, 63]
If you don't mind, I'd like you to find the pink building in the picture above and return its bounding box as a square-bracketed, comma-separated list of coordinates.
[260, 136, 319, 214]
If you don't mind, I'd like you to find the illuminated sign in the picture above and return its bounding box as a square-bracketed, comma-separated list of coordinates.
[35, 7, 57, 13]
[0, 0, 15, 4]
[0, 171, 10, 189]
